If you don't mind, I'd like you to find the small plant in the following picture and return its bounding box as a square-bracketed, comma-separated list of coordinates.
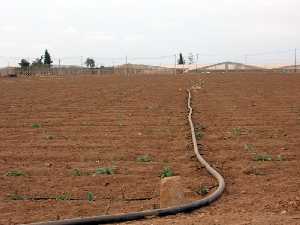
[244, 144, 255, 152]
[9, 193, 26, 200]
[243, 166, 266, 176]
[232, 128, 241, 137]
[136, 155, 152, 163]
[32, 123, 41, 129]
[161, 167, 174, 178]
[197, 186, 209, 196]
[95, 167, 114, 175]
[253, 154, 273, 162]
[275, 155, 285, 161]
[194, 124, 205, 140]
[6, 170, 26, 177]
[72, 168, 83, 176]
[87, 192, 94, 202]
[46, 135, 54, 140]
[56, 192, 71, 201]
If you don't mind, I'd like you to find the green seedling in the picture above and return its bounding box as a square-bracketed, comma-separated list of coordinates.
[95, 167, 114, 175]
[197, 186, 209, 196]
[56, 193, 71, 201]
[232, 128, 242, 137]
[32, 123, 41, 128]
[161, 167, 174, 178]
[253, 154, 273, 162]
[136, 155, 152, 163]
[6, 170, 26, 177]
[9, 193, 26, 200]
[244, 166, 266, 176]
[275, 155, 285, 161]
[72, 168, 83, 176]
[194, 125, 205, 140]
[87, 192, 95, 202]
[46, 135, 54, 140]
[244, 144, 255, 152]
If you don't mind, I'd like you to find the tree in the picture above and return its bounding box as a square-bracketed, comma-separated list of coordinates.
[178, 53, 185, 65]
[188, 53, 194, 65]
[85, 58, 95, 68]
[31, 56, 44, 67]
[19, 59, 30, 68]
[44, 49, 53, 66]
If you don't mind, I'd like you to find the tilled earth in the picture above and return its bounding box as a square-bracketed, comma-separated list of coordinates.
[0, 73, 299, 225]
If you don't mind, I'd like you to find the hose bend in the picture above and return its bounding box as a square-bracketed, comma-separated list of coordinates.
[24, 89, 225, 225]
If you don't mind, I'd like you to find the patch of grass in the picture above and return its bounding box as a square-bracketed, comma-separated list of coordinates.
[95, 167, 114, 175]
[32, 123, 41, 129]
[56, 193, 71, 201]
[161, 167, 174, 178]
[197, 186, 209, 196]
[253, 154, 273, 162]
[136, 155, 152, 163]
[87, 192, 95, 202]
[232, 128, 242, 137]
[6, 170, 26, 177]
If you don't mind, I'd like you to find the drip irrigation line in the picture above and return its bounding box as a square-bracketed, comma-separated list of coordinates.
[24, 89, 225, 225]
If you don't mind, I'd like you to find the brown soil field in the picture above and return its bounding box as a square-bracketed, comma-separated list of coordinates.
[0, 73, 299, 225]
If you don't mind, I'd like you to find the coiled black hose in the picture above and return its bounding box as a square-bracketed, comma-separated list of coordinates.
[24, 89, 225, 225]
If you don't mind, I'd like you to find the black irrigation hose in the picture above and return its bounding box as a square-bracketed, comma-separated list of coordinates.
[24, 89, 225, 225]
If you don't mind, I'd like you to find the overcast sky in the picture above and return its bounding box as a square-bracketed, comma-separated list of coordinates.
[0, 0, 299, 66]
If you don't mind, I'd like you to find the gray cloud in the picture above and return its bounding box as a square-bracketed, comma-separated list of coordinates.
[0, 0, 299, 66]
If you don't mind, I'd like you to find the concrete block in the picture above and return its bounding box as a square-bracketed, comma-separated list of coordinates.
[160, 176, 185, 208]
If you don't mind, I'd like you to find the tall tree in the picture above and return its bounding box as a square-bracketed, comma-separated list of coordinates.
[85, 58, 95, 68]
[178, 53, 185, 65]
[19, 59, 30, 68]
[44, 49, 53, 66]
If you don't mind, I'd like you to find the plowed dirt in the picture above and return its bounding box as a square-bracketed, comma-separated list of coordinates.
[0, 73, 299, 225]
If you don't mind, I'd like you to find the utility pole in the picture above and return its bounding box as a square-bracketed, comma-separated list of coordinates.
[125, 56, 128, 76]
[58, 58, 61, 75]
[295, 48, 297, 73]
[196, 53, 199, 72]
[174, 54, 177, 75]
